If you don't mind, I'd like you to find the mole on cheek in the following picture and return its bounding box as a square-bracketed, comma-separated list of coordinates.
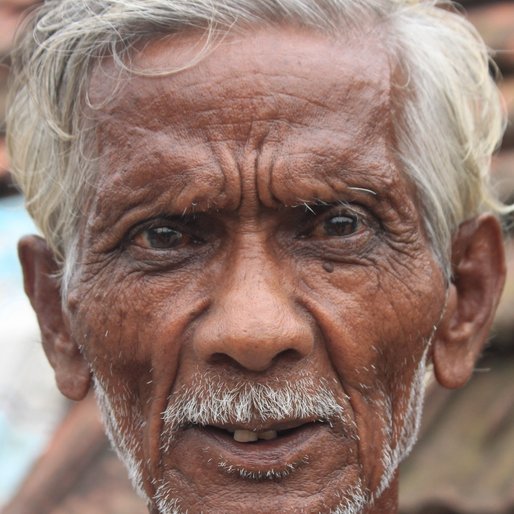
[322, 262, 334, 273]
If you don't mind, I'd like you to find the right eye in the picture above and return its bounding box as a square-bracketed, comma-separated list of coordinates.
[132, 226, 185, 250]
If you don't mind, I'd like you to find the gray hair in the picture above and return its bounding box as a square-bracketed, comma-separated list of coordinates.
[7, 0, 511, 287]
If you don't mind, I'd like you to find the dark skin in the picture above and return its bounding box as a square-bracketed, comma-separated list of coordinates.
[19, 27, 506, 513]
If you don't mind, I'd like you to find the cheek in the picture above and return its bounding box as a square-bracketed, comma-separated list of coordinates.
[67, 272, 206, 479]
[299, 256, 445, 490]
[68, 269, 200, 371]
[305, 255, 444, 384]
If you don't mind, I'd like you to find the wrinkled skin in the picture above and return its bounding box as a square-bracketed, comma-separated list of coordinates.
[20, 27, 506, 514]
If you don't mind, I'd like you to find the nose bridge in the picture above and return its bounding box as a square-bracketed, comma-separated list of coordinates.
[193, 240, 314, 371]
[228, 245, 284, 322]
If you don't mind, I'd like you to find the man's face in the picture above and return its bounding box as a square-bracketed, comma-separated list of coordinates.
[66, 27, 447, 513]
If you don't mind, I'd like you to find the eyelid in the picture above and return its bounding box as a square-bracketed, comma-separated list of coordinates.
[302, 201, 367, 221]
[127, 214, 193, 236]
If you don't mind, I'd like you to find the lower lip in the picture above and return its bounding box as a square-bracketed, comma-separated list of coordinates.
[185, 423, 328, 473]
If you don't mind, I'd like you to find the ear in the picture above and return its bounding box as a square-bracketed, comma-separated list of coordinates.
[432, 214, 506, 389]
[18, 235, 91, 400]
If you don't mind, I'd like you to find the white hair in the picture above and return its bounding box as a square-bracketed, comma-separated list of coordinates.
[6, 0, 512, 288]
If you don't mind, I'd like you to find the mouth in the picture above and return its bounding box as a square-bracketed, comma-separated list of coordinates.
[177, 419, 329, 479]
[201, 420, 323, 443]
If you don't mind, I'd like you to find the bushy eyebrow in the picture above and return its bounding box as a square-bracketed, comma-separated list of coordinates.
[292, 197, 376, 219]
[292, 185, 378, 211]
[348, 186, 377, 196]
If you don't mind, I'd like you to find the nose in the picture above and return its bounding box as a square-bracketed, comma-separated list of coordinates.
[192, 250, 314, 372]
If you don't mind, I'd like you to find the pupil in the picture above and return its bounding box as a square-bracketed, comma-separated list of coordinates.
[324, 215, 357, 237]
[148, 227, 182, 248]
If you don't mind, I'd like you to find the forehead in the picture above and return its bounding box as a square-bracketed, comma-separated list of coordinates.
[87, 27, 412, 218]
[90, 27, 392, 121]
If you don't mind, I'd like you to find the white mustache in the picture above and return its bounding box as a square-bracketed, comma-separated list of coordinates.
[160, 375, 353, 450]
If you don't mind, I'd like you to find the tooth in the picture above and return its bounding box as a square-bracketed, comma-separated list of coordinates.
[258, 430, 278, 440]
[233, 429, 258, 442]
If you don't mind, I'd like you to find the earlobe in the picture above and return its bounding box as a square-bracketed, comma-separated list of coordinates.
[432, 214, 506, 389]
[18, 235, 91, 400]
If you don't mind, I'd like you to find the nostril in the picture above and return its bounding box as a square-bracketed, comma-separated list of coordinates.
[272, 348, 306, 364]
[209, 352, 242, 368]
[208, 351, 274, 372]
[208, 347, 309, 372]
[192, 301, 314, 372]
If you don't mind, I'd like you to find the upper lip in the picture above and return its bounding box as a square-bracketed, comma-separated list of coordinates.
[200, 417, 321, 433]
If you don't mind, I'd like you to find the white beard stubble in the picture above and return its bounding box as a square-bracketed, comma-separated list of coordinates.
[93, 354, 430, 514]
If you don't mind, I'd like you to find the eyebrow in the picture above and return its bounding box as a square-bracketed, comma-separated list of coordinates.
[289, 186, 379, 209]
[348, 186, 377, 196]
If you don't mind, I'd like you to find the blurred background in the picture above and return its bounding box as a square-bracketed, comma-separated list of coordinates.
[0, 1, 512, 513]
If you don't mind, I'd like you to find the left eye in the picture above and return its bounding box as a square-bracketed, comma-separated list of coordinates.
[133, 226, 184, 249]
[322, 214, 359, 237]
[303, 211, 361, 239]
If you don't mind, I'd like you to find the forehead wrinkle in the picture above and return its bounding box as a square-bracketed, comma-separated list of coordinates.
[267, 47, 393, 199]
[264, 63, 404, 209]
[102, 87, 343, 138]
[88, 27, 405, 220]
[265, 126, 393, 208]
[90, 56, 340, 132]
[90, 28, 393, 132]
[243, 119, 276, 210]
[89, 130, 240, 231]
[204, 135, 243, 212]
[256, 71, 394, 208]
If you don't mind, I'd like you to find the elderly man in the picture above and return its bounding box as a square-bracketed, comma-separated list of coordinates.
[6, 0, 510, 512]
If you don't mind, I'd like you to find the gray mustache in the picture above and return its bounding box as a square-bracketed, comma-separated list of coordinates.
[160, 375, 353, 449]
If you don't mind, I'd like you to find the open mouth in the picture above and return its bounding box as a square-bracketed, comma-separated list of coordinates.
[174, 420, 333, 479]
[198, 421, 323, 444]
